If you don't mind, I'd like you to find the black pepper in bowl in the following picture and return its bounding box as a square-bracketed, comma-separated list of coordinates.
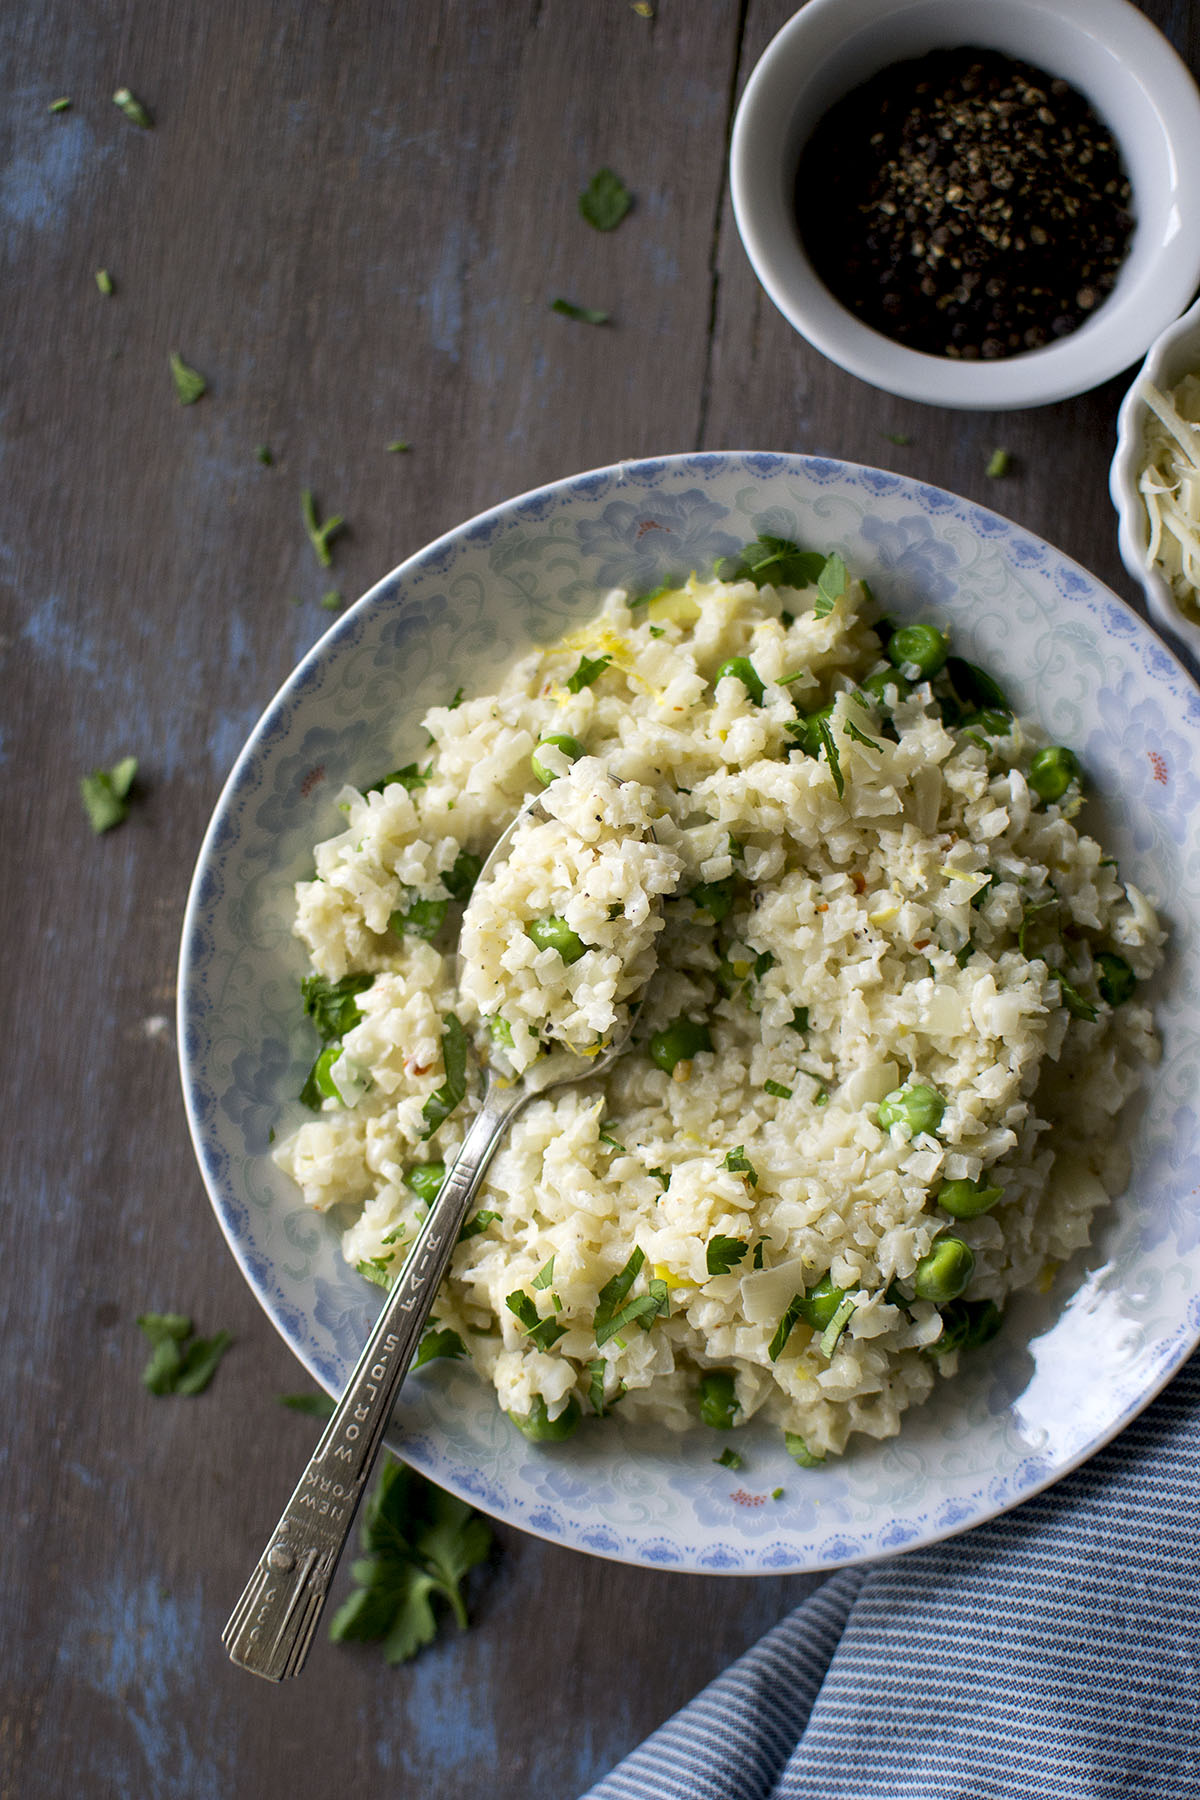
[794, 47, 1135, 360]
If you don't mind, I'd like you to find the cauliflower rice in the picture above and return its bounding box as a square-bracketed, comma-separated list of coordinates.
[275, 561, 1163, 1458]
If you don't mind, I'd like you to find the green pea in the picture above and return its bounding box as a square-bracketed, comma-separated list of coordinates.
[1028, 745, 1080, 803]
[790, 703, 833, 757]
[531, 733, 584, 786]
[796, 1273, 846, 1331]
[691, 877, 735, 922]
[913, 1237, 975, 1304]
[389, 897, 448, 940]
[404, 1162, 446, 1206]
[698, 1369, 739, 1429]
[527, 916, 586, 964]
[887, 622, 949, 678]
[648, 1016, 713, 1072]
[877, 1082, 946, 1136]
[936, 1176, 1003, 1218]
[929, 1297, 1003, 1356]
[859, 666, 912, 709]
[714, 656, 765, 706]
[1096, 951, 1136, 1007]
[508, 1394, 582, 1442]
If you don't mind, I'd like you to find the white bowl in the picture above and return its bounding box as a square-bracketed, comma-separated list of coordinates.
[730, 0, 1200, 409]
[180, 453, 1200, 1575]
[1111, 294, 1200, 661]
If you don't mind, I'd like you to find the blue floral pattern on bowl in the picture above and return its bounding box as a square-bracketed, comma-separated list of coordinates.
[179, 453, 1200, 1576]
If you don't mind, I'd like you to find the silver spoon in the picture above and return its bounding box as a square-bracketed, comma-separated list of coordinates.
[224, 793, 658, 1680]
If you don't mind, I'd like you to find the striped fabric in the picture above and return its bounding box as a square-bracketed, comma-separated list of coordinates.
[580, 1354, 1200, 1800]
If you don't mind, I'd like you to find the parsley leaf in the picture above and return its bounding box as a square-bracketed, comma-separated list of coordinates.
[579, 167, 632, 231]
[814, 552, 847, 618]
[505, 1289, 567, 1352]
[719, 535, 826, 590]
[531, 1255, 556, 1291]
[95, 268, 114, 296]
[724, 1146, 758, 1186]
[137, 1313, 232, 1396]
[784, 1430, 825, 1468]
[593, 1247, 669, 1346]
[715, 1446, 743, 1470]
[586, 1358, 625, 1416]
[551, 297, 610, 325]
[706, 1234, 748, 1276]
[648, 1166, 670, 1191]
[768, 1294, 805, 1362]
[302, 972, 372, 1041]
[458, 1210, 501, 1243]
[814, 715, 844, 799]
[764, 1079, 792, 1099]
[169, 351, 206, 405]
[819, 1295, 857, 1358]
[441, 849, 483, 901]
[301, 488, 346, 567]
[565, 652, 612, 693]
[843, 717, 881, 751]
[788, 1006, 810, 1035]
[328, 1457, 492, 1663]
[1054, 968, 1099, 1023]
[414, 1326, 468, 1368]
[364, 761, 431, 796]
[80, 755, 138, 832]
[420, 1014, 469, 1139]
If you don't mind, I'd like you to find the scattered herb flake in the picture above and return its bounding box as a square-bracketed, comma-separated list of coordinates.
[95, 268, 114, 295]
[814, 716, 845, 798]
[49, 96, 72, 113]
[881, 431, 911, 446]
[1055, 968, 1099, 1022]
[719, 535, 826, 591]
[819, 1295, 857, 1359]
[365, 761, 431, 796]
[565, 652, 612, 693]
[579, 167, 633, 232]
[420, 1013, 469, 1138]
[714, 1447, 743, 1470]
[458, 1210, 501, 1243]
[137, 1313, 231, 1396]
[648, 1166, 670, 1191]
[386, 439, 411, 453]
[80, 755, 138, 833]
[768, 1295, 805, 1362]
[788, 1006, 810, 1035]
[843, 717, 881, 751]
[169, 351, 206, 405]
[772, 1486, 785, 1500]
[814, 552, 847, 618]
[986, 448, 1011, 478]
[448, 686, 464, 709]
[328, 1457, 492, 1664]
[764, 1079, 792, 1100]
[302, 972, 372, 1041]
[255, 444, 273, 466]
[321, 589, 342, 611]
[551, 297, 610, 325]
[113, 86, 152, 127]
[724, 1146, 758, 1187]
[706, 1234, 749, 1276]
[279, 1391, 337, 1418]
[593, 1248, 669, 1346]
[505, 1289, 567, 1352]
[531, 1256, 556, 1291]
[301, 488, 346, 567]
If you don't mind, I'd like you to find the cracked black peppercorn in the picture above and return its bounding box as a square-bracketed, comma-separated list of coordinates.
[795, 47, 1134, 360]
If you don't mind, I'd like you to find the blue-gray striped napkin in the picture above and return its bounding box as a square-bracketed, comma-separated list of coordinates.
[580, 1353, 1200, 1800]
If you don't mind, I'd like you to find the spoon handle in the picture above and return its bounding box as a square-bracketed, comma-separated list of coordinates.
[223, 1086, 521, 1681]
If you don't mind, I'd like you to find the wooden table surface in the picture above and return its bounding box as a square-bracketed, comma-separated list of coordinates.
[5, 2, 1198, 1795]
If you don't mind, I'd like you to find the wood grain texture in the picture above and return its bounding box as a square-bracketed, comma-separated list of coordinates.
[1, 1, 1196, 1795]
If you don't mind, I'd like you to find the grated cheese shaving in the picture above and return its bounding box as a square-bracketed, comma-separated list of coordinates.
[1137, 373, 1200, 619]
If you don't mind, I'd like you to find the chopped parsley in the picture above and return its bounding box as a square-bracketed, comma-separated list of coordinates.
[505, 1289, 567, 1352]
[365, 761, 431, 795]
[648, 1166, 670, 1191]
[764, 1079, 792, 1100]
[441, 848, 483, 901]
[278, 1391, 337, 1418]
[819, 1295, 857, 1358]
[420, 1013, 469, 1138]
[321, 589, 342, 611]
[328, 1456, 492, 1664]
[724, 1146, 758, 1187]
[255, 444, 273, 465]
[169, 351, 206, 405]
[881, 431, 911, 446]
[593, 1247, 668, 1346]
[301, 487, 346, 567]
[302, 973, 372, 1040]
[768, 1294, 805, 1362]
[598, 1125, 627, 1153]
[1055, 968, 1099, 1023]
[551, 297, 610, 325]
[95, 268, 114, 295]
[386, 439, 411, 453]
[814, 715, 844, 798]
[531, 1255, 556, 1291]
[784, 1430, 825, 1468]
[414, 1325, 468, 1368]
[814, 552, 848, 618]
[718, 535, 826, 590]
[986, 448, 1011, 478]
[579, 167, 633, 231]
[706, 1234, 749, 1276]
[137, 1312, 232, 1396]
[843, 717, 881, 751]
[788, 1006, 810, 1035]
[565, 652, 612, 692]
[458, 1210, 501, 1243]
[49, 96, 72, 113]
[113, 86, 152, 127]
[714, 1446, 743, 1470]
[80, 755, 137, 832]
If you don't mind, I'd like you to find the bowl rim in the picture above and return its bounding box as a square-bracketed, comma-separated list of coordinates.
[1110, 294, 1200, 661]
[730, 0, 1200, 409]
[178, 448, 1200, 1574]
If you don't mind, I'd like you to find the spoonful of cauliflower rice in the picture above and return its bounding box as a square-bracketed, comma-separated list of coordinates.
[224, 772, 678, 1681]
